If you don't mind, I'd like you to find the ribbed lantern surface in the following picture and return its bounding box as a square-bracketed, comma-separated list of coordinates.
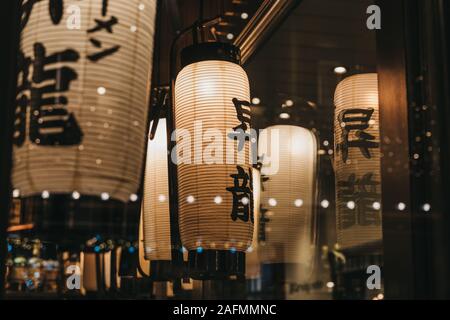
[334, 73, 382, 250]
[174, 59, 253, 252]
[13, 0, 157, 202]
[142, 119, 171, 261]
[258, 125, 317, 268]
[246, 168, 261, 279]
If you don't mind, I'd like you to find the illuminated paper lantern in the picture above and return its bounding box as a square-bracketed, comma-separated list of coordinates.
[258, 125, 317, 277]
[142, 119, 170, 261]
[142, 118, 175, 280]
[334, 73, 382, 250]
[138, 211, 150, 278]
[12, 0, 157, 203]
[174, 42, 253, 278]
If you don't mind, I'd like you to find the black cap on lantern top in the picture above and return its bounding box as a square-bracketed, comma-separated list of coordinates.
[180, 42, 241, 68]
[18, 194, 140, 249]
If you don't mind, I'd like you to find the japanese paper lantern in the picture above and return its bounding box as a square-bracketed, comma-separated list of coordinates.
[258, 125, 317, 278]
[138, 211, 150, 277]
[142, 119, 174, 280]
[334, 73, 382, 251]
[81, 250, 117, 293]
[174, 42, 253, 278]
[82, 252, 101, 293]
[13, 0, 157, 203]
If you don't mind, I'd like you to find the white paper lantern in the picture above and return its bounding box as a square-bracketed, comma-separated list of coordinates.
[334, 73, 382, 250]
[142, 119, 171, 261]
[258, 125, 317, 272]
[13, 0, 157, 202]
[174, 43, 254, 256]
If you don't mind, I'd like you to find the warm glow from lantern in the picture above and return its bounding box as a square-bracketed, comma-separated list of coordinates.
[174, 57, 253, 253]
[13, 0, 157, 202]
[258, 125, 317, 277]
[142, 119, 171, 261]
[246, 168, 261, 279]
[334, 73, 382, 250]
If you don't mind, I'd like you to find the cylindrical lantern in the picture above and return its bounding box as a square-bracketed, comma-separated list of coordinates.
[13, 1, 156, 201]
[81, 250, 116, 293]
[334, 73, 382, 251]
[174, 42, 253, 279]
[82, 252, 102, 293]
[258, 125, 317, 282]
[142, 119, 174, 280]
[13, 1, 157, 241]
[138, 210, 150, 278]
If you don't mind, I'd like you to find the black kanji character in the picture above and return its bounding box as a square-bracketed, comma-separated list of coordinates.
[87, 44, 120, 62]
[15, 43, 83, 147]
[227, 166, 253, 223]
[102, 0, 109, 16]
[87, 16, 118, 33]
[231, 98, 251, 130]
[258, 206, 271, 242]
[21, 0, 42, 30]
[337, 108, 379, 162]
[14, 51, 32, 146]
[337, 173, 381, 229]
[21, 0, 64, 30]
[228, 98, 251, 151]
[49, 0, 64, 25]
[256, 155, 270, 191]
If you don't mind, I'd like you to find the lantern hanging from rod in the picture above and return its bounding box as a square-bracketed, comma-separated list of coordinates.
[12, 0, 157, 242]
[142, 118, 175, 280]
[258, 125, 318, 283]
[13, 0, 156, 202]
[174, 42, 253, 279]
[334, 73, 382, 251]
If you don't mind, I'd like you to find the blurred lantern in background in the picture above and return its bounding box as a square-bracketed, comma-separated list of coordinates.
[246, 168, 261, 278]
[142, 119, 174, 280]
[82, 252, 100, 293]
[12, 0, 157, 243]
[174, 42, 253, 279]
[258, 125, 318, 284]
[246, 168, 262, 292]
[334, 73, 382, 251]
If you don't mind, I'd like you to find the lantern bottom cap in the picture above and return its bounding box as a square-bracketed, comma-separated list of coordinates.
[149, 260, 179, 281]
[187, 249, 245, 280]
[17, 194, 140, 248]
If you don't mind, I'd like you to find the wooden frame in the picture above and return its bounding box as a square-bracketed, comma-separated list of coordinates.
[376, 0, 415, 299]
[0, 0, 21, 297]
[377, 0, 450, 299]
